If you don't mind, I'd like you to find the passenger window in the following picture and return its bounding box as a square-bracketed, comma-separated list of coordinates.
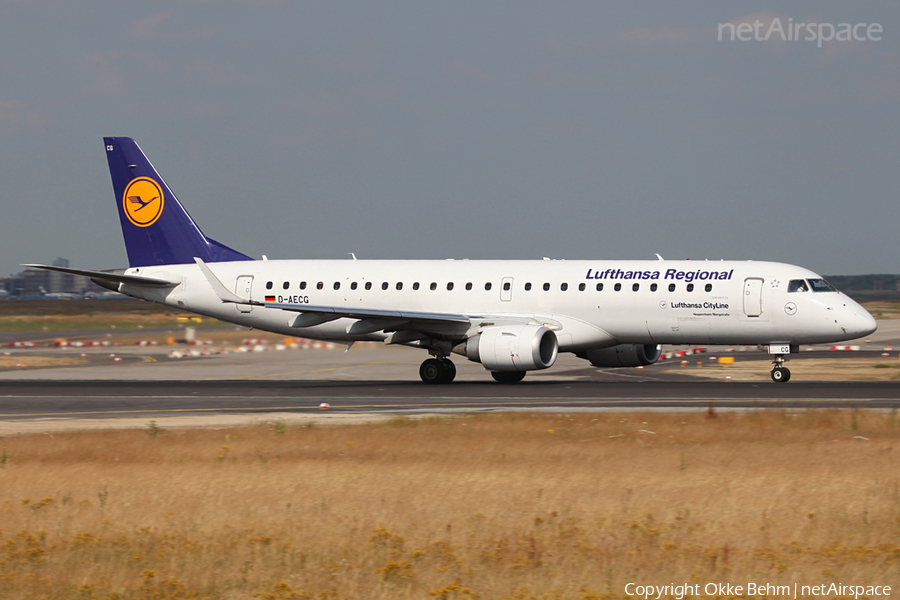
[485, 282, 492, 291]
[396, 282, 403, 290]
[596, 283, 604, 291]
[447, 282, 454, 291]
[465, 282, 472, 291]
[350, 282, 357, 290]
[650, 283, 657, 292]
[413, 282, 420, 290]
[282, 282, 289, 290]
[687, 283, 694, 292]
[788, 279, 809, 293]
[381, 282, 389, 290]
[503, 282, 511, 291]
[561, 283, 568, 291]
[578, 283, 586, 291]
[668, 283, 675, 292]
[333, 282, 341, 290]
[316, 282, 324, 290]
[632, 283, 639, 292]
[365, 282, 372, 290]
[543, 283, 550, 291]
[431, 282, 437, 291]
[300, 281, 307, 290]
[614, 283, 622, 291]
[266, 281, 273, 290]
[525, 282, 532, 291]
[705, 283, 712, 292]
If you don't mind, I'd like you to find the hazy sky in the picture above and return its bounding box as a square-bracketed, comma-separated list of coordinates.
[2, 1, 898, 278]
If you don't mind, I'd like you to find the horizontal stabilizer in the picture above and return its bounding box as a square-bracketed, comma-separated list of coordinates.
[22, 264, 178, 287]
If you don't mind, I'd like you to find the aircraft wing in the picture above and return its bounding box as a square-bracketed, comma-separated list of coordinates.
[264, 301, 471, 323]
[271, 303, 473, 338]
[22, 264, 179, 287]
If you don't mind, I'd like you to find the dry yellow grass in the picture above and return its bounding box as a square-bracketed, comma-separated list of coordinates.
[0, 411, 898, 599]
[0, 356, 85, 369]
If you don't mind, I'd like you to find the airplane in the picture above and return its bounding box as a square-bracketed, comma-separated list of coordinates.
[84, 290, 126, 300]
[26, 137, 877, 384]
[38, 286, 80, 300]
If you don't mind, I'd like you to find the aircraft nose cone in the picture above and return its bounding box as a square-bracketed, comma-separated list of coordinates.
[846, 309, 877, 339]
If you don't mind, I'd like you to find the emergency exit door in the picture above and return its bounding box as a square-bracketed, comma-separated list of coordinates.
[501, 277, 513, 302]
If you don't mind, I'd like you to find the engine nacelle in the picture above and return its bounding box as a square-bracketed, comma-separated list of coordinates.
[456, 325, 558, 372]
[579, 344, 662, 368]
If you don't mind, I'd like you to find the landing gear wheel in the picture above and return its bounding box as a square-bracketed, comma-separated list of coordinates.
[491, 371, 526, 384]
[419, 358, 456, 384]
[441, 360, 456, 383]
[770, 352, 791, 383]
[771, 366, 791, 383]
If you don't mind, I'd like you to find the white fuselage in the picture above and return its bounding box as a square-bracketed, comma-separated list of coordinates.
[120, 258, 877, 352]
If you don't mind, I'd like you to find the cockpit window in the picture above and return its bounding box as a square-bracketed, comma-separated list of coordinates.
[788, 279, 808, 293]
[807, 278, 837, 292]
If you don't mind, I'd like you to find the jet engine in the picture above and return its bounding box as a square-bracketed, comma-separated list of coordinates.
[578, 344, 662, 368]
[456, 325, 558, 371]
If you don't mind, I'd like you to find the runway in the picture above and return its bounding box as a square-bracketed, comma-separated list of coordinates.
[2, 326, 899, 423]
[1, 379, 899, 421]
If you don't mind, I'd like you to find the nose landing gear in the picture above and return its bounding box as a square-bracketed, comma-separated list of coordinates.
[770, 354, 791, 383]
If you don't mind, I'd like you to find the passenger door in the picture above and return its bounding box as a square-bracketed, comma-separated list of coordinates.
[743, 278, 763, 317]
[235, 275, 254, 313]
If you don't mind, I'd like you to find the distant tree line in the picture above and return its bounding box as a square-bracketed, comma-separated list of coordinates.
[825, 274, 900, 302]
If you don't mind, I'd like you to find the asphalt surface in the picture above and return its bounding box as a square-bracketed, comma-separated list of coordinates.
[1, 378, 899, 421]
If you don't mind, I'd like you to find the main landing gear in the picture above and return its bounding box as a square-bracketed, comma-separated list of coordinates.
[419, 358, 456, 384]
[417, 358, 528, 384]
[491, 371, 526, 384]
[770, 354, 791, 383]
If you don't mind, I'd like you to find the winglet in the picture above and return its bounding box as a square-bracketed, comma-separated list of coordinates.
[194, 258, 261, 305]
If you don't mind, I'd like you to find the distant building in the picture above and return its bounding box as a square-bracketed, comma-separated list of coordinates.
[21, 268, 50, 296]
[49, 257, 76, 293]
[6, 257, 89, 297]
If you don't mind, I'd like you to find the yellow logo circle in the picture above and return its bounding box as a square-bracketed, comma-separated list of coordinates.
[123, 177, 164, 227]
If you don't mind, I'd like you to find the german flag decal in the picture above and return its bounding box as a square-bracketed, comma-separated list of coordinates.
[265, 296, 276, 302]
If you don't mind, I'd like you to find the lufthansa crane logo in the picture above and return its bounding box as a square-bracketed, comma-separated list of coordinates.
[123, 177, 164, 227]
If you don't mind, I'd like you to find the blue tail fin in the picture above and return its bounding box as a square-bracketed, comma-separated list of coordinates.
[104, 137, 252, 267]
